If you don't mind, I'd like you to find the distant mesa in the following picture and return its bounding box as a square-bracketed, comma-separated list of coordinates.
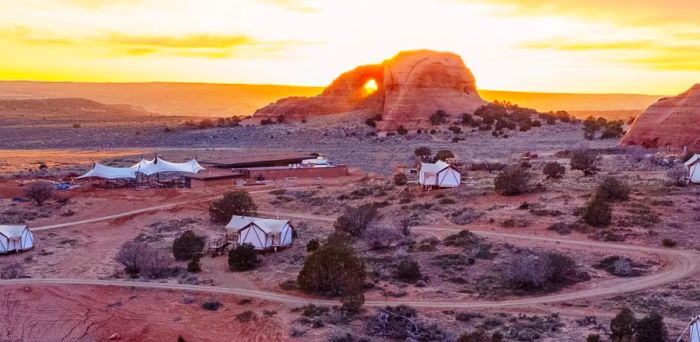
[621, 84, 700, 151]
[251, 50, 487, 130]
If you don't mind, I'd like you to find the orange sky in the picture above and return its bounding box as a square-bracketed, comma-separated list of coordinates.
[0, 0, 698, 94]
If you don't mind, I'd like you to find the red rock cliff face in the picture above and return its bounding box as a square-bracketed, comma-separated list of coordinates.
[252, 50, 486, 129]
[620, 84, 700, 150]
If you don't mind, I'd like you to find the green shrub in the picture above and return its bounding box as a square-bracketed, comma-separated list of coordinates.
[610, 307, 636, 341]
[394, 173, 408, 186]
[297, 240, 366, 296]
[306, 239, 320, 252]
[414, 146, 432, 158]
[395, 260, 422, 282]
[209, 191, 257, 224]
[596, 177, 630, 202]
[228, 244, 258, 271]
[635, 312, 667, 342]
[543, 162, 566, 179]
[494, 166, 531, 196]
[583, 195, 612, 227]
[570, 148, 600, 176]
[435, 150, 455, 162]
[201, 299, 222, 311]
[187, 254, 202, 273]
[172, 230, 205, 261]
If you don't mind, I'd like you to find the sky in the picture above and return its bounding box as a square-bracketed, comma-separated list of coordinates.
[0, 0, 698, 95]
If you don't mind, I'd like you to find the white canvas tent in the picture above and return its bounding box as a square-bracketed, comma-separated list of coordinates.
[419, 161, 461, 188]
[225, 216, 294, 250]
[0, 225, 34, 254]
[76, 163, 137, 179]
[132, 158, 205, 176]
[685, 154, 700, 184]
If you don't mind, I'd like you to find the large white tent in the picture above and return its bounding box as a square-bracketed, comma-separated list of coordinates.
[0, 225, 34, 254]
[419, 161, 461, 188]
[225, 215, 294, 250]
[685, 154, 700, 184]
[78, 158, 204, 180]
[76, 163, 137, 179]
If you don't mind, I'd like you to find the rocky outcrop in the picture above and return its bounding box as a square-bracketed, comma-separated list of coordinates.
[621, 84, 700, 150]
[251, 50, 486, 130]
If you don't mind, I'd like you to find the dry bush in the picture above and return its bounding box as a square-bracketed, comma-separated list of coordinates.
[394, 216, 413, 237]
[583, 195, 612, 227]
[502, 252, 588, 291]
[366, 305, 449, 341]
[364, 224, 400, 250]
[394, 259, 422, 282]
[449, 208, 484, 225]
[0, 261, 25, 279]
[543, 162, 566, 179]
[334, 203, 379, 237]
[666, 165, 687, 186]
[393, 173, 408, 186]
[494, 166, 531, 196]
[595, 256, 642, 277]
[116, 241, 172, 278]
[595, 177, 630, 202]
[444, 230, 481, 247]
[24, 182, 53, 206]
[208, 191, 257, 224]
[570, 148, 600, 176]
[201, 298, 222, 311]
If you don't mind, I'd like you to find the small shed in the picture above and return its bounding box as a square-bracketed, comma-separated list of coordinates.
[0, 225, 34, 254]
[225, 216, 294, 250]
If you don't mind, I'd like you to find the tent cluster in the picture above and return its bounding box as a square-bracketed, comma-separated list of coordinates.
[0, 225, 34, 254]
[685, 154, 700, 184]
[418, 160, 461, 188]
[77, 158, 205, 180]
[225, 216, 294, 250]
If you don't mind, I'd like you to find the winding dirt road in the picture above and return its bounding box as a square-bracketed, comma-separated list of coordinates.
[3, 195, 698, 309]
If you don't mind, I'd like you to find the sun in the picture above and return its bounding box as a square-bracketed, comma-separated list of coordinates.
[363, 79, 378, 95]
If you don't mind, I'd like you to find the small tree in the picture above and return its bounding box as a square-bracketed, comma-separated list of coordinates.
[571, 149, 600, 176]
[333, 203, 378, 237]
[24, 182, 53, 206]
[172, 230, 206, 261]
[395, 259, 421, 282]
[187, 254, 202, 273]
[635, 312, 667, 342]
[228, 244, 258, 271]
[494, 166, 531, 196]
[414, 146, 432, 159]
[116, 241, 172, 278]
[209, 191, 257, 224]
[596, 177, 630, 202]
[297, 240, 366, 296]
[610, 307, 636, 342]
[543, 162, 566, 179]
[583, 195, 612, 227]
[435, 150, 455, 162]
[393, 173, 408, 186]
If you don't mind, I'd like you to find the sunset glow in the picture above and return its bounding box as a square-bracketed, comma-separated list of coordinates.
[363, 79, 379, 95]
[0, 0, 698, 94]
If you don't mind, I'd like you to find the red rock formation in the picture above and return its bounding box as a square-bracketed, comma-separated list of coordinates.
[621, 84, 700, 150]
[251, 50, 486, 129]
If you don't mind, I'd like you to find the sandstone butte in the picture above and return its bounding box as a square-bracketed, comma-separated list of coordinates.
[621, 84, 700, 151]
[250, 50, 487, 130]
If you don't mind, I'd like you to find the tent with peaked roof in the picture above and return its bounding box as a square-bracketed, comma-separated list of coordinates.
[76, 163, 137, 179]
[685, 154, 700, 184]
[132, 158, 205, 176]
[225, 215, 294, 250]
[419, 161, 461, 188]
[0, 225, 34, 254]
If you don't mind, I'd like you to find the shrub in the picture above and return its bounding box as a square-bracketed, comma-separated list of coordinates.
[306, 239, 320, 252]
[276, 114, 285, 123]
[24, 182, 53, 206]
[366, 305, 449, 341]
[666, 165, 687, 186]
[364, 225, 399, 250]
[236, 310, 256, 322]
[0, 261, 25, 279]
[503, 252, 586, 290]
[583, 195, 612, 227]
[340, 286, 365, 317]
[395, 260, 421, 282]
[586, 334, 600, 342]
[610, 307, 636, 341]
[228, 243, 258, 271]
[661, 238, 677, 248]
[457, 329, 502, 342]
[394, 216, 413, 237]
[570, 149, 600, 176]
[172, 230, 205, 261]
[116, 241, 172, 278]
[297, 240, 365, 296]
[397, 126, 408, 135]
[635, 312, 667, 342]
[201, 299, 222, 311]
[494, 166, 531, 195]
[435, 150, 455, 162]
[414, 147, 432, 158]
[187, 254, 202, 273]
[333, 203, 378, 237]
[209, 191, 257, 224]
[393, 173, 408, 186]
[542, 162, 565, 179]
[596, 177, 630, 202]
[430, 109, 448, 125]
[449, 126, 462, 134]
[365, 118, 377, 127]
